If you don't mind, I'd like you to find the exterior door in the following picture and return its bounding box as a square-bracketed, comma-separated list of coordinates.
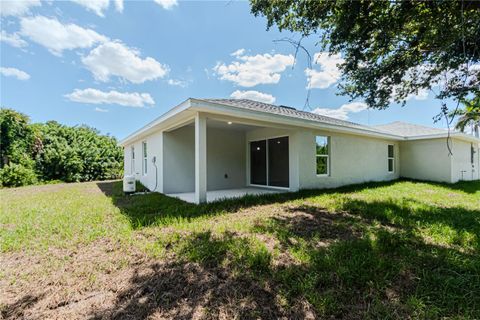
[268, 137, 289, 187]
[250, 136, 289, 188]
[250, 140, 267, 185]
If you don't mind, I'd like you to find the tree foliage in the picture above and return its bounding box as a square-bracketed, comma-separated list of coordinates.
[453, 96, 480, 137]
[0, 108, 123, 187]
[0, 108, 39, 168]
[250, 0, 480, 110]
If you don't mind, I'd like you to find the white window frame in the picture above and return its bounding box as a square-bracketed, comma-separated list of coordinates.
[388, 144, 395, 173]
[316, 136, 330, 176]
[142, 141, 147, 176]
[131, 146, 135, 175]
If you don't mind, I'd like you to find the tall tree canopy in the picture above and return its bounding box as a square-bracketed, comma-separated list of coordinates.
[0, 109, 123, 187]
[250, 0, 480, 111]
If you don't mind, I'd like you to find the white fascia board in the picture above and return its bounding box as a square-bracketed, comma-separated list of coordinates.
[119, 99, 192, 146]
[406, 132, 480, 143]
[189, 99, 404, 141]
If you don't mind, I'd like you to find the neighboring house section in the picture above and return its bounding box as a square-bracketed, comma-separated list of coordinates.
[120, 99, 479, 203]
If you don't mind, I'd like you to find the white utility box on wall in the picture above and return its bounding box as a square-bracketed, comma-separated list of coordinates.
[123, 175, 136, 193]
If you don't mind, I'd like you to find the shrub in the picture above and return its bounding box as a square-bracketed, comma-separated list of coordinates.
[0, 163, 38, 187]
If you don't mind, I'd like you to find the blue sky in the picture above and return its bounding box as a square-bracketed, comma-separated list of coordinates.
[1, 0, 449, 140]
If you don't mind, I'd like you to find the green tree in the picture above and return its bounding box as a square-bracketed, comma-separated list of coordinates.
[250, 0, 480, 110]
[0, 109, 123, 187]
[0, 108, 40, 168]
[36, 121, 123, 182]
[453, 96, 480, 137]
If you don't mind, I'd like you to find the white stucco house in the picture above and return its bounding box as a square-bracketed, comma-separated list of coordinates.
[119, 98, 480, 203]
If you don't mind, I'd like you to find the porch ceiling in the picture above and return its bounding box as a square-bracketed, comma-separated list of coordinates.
[182, 118, 261, 132]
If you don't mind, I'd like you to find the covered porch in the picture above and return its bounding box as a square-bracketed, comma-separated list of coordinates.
[167, 187, 282, 203]
[160, 112, 298, 203]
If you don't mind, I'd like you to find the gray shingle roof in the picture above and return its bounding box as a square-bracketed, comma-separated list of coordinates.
[373, 121, 447, 137]
[197, 98, 387, 134]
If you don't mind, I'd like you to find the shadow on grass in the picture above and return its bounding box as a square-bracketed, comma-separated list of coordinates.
[427, 179, 480, 194]
[255, 201, 480, 318]
[341, 198, 480, 249]
[89, 261, 289, 319]
[86, 205, 480, 319]
[88, 231, 304, 319]
[96, 179, 479, 238]
[3, 180, 479, 319]
[1, 294, 45, 319]
[95, 179, 403, 229]
[90, 179, 480, 317]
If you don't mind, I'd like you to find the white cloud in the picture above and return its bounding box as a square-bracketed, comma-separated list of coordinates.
[213, 51, 294, 87]
[0, 67, 31, 80]
[406, 89, 429, 101]
[231, 48, 245, 57]
[312, 102, 368, 120]
[114, 0, 123, 12]
[82, 41, 168, 83]
[95, 107, 109, 112]
[230, 90, 276, 104]
[20, 16, 107, 56]
[65, 88, 155, 107]
[0, 30, 28, 48]
[0, 0, 41, 17]
[305, 52, 344, 89]
[167, 79, 188, 87]
[389, 86, 429, 103]
[71, 0, 110, 17]
[154, 0, 178, 10]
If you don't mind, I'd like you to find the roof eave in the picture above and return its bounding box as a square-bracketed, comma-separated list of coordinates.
[118, 98, 193, 146]
[190, 98, 404, 141]
[406, 132, 480, 143]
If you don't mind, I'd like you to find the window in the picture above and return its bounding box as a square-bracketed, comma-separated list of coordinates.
[131, 146, 135, 174]
[471, 144, 475, 164]
[316, 136, 329, 175]
[388, 144, 394, 173]
[142, 141, 147, 175]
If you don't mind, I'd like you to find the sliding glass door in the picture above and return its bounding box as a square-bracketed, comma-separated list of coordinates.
[250, 140, 267, 185]
[250, 136, 289, 188]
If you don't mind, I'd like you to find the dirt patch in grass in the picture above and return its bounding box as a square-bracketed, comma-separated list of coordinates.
[1, 238, 141, 320]
[1, 238, 314, 319]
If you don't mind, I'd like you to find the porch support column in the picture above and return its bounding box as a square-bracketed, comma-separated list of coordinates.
[195, 112, 207, 203]
[157, 131, 164, 193]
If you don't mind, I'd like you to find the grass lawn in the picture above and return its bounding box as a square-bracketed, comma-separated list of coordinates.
[1, 179, 479, 319]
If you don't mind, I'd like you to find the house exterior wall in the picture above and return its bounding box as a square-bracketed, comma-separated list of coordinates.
[163, 126, 195, 193]
[297, 130, 400, 189]
[207, 127, 246, 190]
[399, 138, 452, 182]
[123, 131, 163, 192]
[245, 127, 399, 191]
[450, 139, 479, 182]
